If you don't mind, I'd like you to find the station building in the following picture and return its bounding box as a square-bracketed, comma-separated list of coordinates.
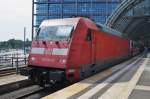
[32, 0, 122, 38]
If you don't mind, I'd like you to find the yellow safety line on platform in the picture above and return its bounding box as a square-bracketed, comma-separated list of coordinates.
[77, 58, 141, 99]
[135, 85, 150, 91]
[98, 58, 148, 99]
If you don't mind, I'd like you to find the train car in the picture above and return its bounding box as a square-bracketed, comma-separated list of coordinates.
[20, 17, 132, 85]
[130, 41, 142, 56]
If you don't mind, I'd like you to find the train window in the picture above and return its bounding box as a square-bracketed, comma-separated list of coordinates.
[36, 25, 74, 40]
[35, 28, 40, 40]
[86, 29, 92, 41]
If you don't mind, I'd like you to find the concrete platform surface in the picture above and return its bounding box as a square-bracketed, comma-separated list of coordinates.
[0, 74, 28, 86]
[42, 55, 150, 99]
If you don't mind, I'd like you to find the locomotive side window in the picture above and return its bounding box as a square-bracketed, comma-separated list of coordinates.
[86, 29, 92, 41]
[36, 25, 74, 40]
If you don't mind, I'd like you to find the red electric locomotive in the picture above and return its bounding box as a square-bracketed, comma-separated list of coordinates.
[21, 17, 135, 85]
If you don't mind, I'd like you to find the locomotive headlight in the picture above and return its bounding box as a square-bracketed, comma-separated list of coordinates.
[31, 57, 36, 61]
[59, 59, 66, 63]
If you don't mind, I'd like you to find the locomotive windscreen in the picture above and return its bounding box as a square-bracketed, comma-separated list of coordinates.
[36, 25, 73, 40]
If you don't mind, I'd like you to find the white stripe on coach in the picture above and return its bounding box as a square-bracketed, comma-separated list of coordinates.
[31, 48, 45, 54]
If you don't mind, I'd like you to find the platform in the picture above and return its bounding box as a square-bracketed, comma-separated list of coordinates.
[0, 74, 28, 86]
[42, 55, 150, 99]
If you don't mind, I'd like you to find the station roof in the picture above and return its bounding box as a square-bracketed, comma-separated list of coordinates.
[106, 0, 150, 46]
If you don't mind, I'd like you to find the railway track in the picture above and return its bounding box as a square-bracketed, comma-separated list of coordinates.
[0, 79, 33, 95]
[0, 81, 69, 99]
[0, 66, 26, 77]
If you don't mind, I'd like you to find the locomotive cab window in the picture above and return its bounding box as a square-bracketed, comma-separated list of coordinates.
[36, 25, 74, 40]
[86, 29, 92, 41]
[35, 28, 40, 40]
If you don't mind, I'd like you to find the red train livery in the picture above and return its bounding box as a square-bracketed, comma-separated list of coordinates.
[20, 17, 139, 85]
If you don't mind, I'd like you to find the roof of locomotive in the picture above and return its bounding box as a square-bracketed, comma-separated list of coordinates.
[96, 23, 123, 38]
[40, 17, 123, 38]
[40, 17, 80, 27]
[40, 17, 98, 30]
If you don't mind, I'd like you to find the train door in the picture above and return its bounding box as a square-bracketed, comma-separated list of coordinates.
[91, 30, 96, 65]
[85, 29, 96, 64]
[90, 29, 97, 73]
[79, 29, 95, 78]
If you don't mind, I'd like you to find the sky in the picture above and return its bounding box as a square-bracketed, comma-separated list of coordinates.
[0, 0, 32, 41]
